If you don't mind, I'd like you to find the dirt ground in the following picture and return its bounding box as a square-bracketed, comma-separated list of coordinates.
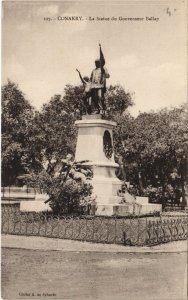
[1, 248, 187, 300]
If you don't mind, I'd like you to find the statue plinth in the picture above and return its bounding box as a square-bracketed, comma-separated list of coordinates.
[75, 115, 162, 216]
[75, 115, 122, 213]
[75, 116, 116, 162]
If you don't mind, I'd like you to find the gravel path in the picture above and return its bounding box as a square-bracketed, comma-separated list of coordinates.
[2, 248, 187, 300]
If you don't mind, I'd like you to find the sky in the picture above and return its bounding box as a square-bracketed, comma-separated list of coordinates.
[2, 0, 187, 116]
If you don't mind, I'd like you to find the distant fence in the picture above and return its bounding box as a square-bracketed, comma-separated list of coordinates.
[1, 206, 187, 246]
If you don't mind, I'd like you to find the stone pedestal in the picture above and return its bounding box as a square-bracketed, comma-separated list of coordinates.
[75, 115, 162, 216]
[75, 115, 122, 208]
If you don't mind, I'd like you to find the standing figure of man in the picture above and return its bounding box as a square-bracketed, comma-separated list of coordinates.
[90, 44, 110, 114]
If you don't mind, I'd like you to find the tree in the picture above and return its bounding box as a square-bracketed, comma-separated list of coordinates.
[34, 94, 77, 171]
[105, 85, 134, 120]
[1, 80, 40, 185]
[61, 84, 85, 117]
[115, 104, 188, 207]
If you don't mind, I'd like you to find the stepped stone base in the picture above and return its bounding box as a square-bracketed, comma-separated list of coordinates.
[94, 196, 162, 216]
[95, 203, 162, 216]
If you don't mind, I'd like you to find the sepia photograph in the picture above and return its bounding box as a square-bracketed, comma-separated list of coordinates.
[1, 1, 187, 299]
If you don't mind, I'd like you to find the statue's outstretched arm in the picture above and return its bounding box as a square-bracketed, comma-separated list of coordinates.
[76, 69, 85, 84]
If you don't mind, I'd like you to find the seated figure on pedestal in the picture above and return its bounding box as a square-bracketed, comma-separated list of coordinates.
[90, 43, 110, 115]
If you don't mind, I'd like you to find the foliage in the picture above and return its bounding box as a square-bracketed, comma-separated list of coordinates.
[105, 85, 134, 120]
[114, 104, 188, 205]
[61, 84, 85, 118]
[33, 94, 77, 170]
[143, 185, 182, 207]
[27, 156, 93, 215]
[1, 80, 41, 185]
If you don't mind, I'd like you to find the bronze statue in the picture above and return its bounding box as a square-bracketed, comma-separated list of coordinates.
[90, 44, 110, 114]
[76, 44, 110, 115]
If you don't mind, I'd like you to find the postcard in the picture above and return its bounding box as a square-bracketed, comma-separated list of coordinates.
[2, 1, 187, 300]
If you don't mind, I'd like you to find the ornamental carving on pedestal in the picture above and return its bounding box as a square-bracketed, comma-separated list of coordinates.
[103, 130, 113, 159]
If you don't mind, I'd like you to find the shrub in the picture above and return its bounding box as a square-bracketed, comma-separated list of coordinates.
[26, 155, 93, 215]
